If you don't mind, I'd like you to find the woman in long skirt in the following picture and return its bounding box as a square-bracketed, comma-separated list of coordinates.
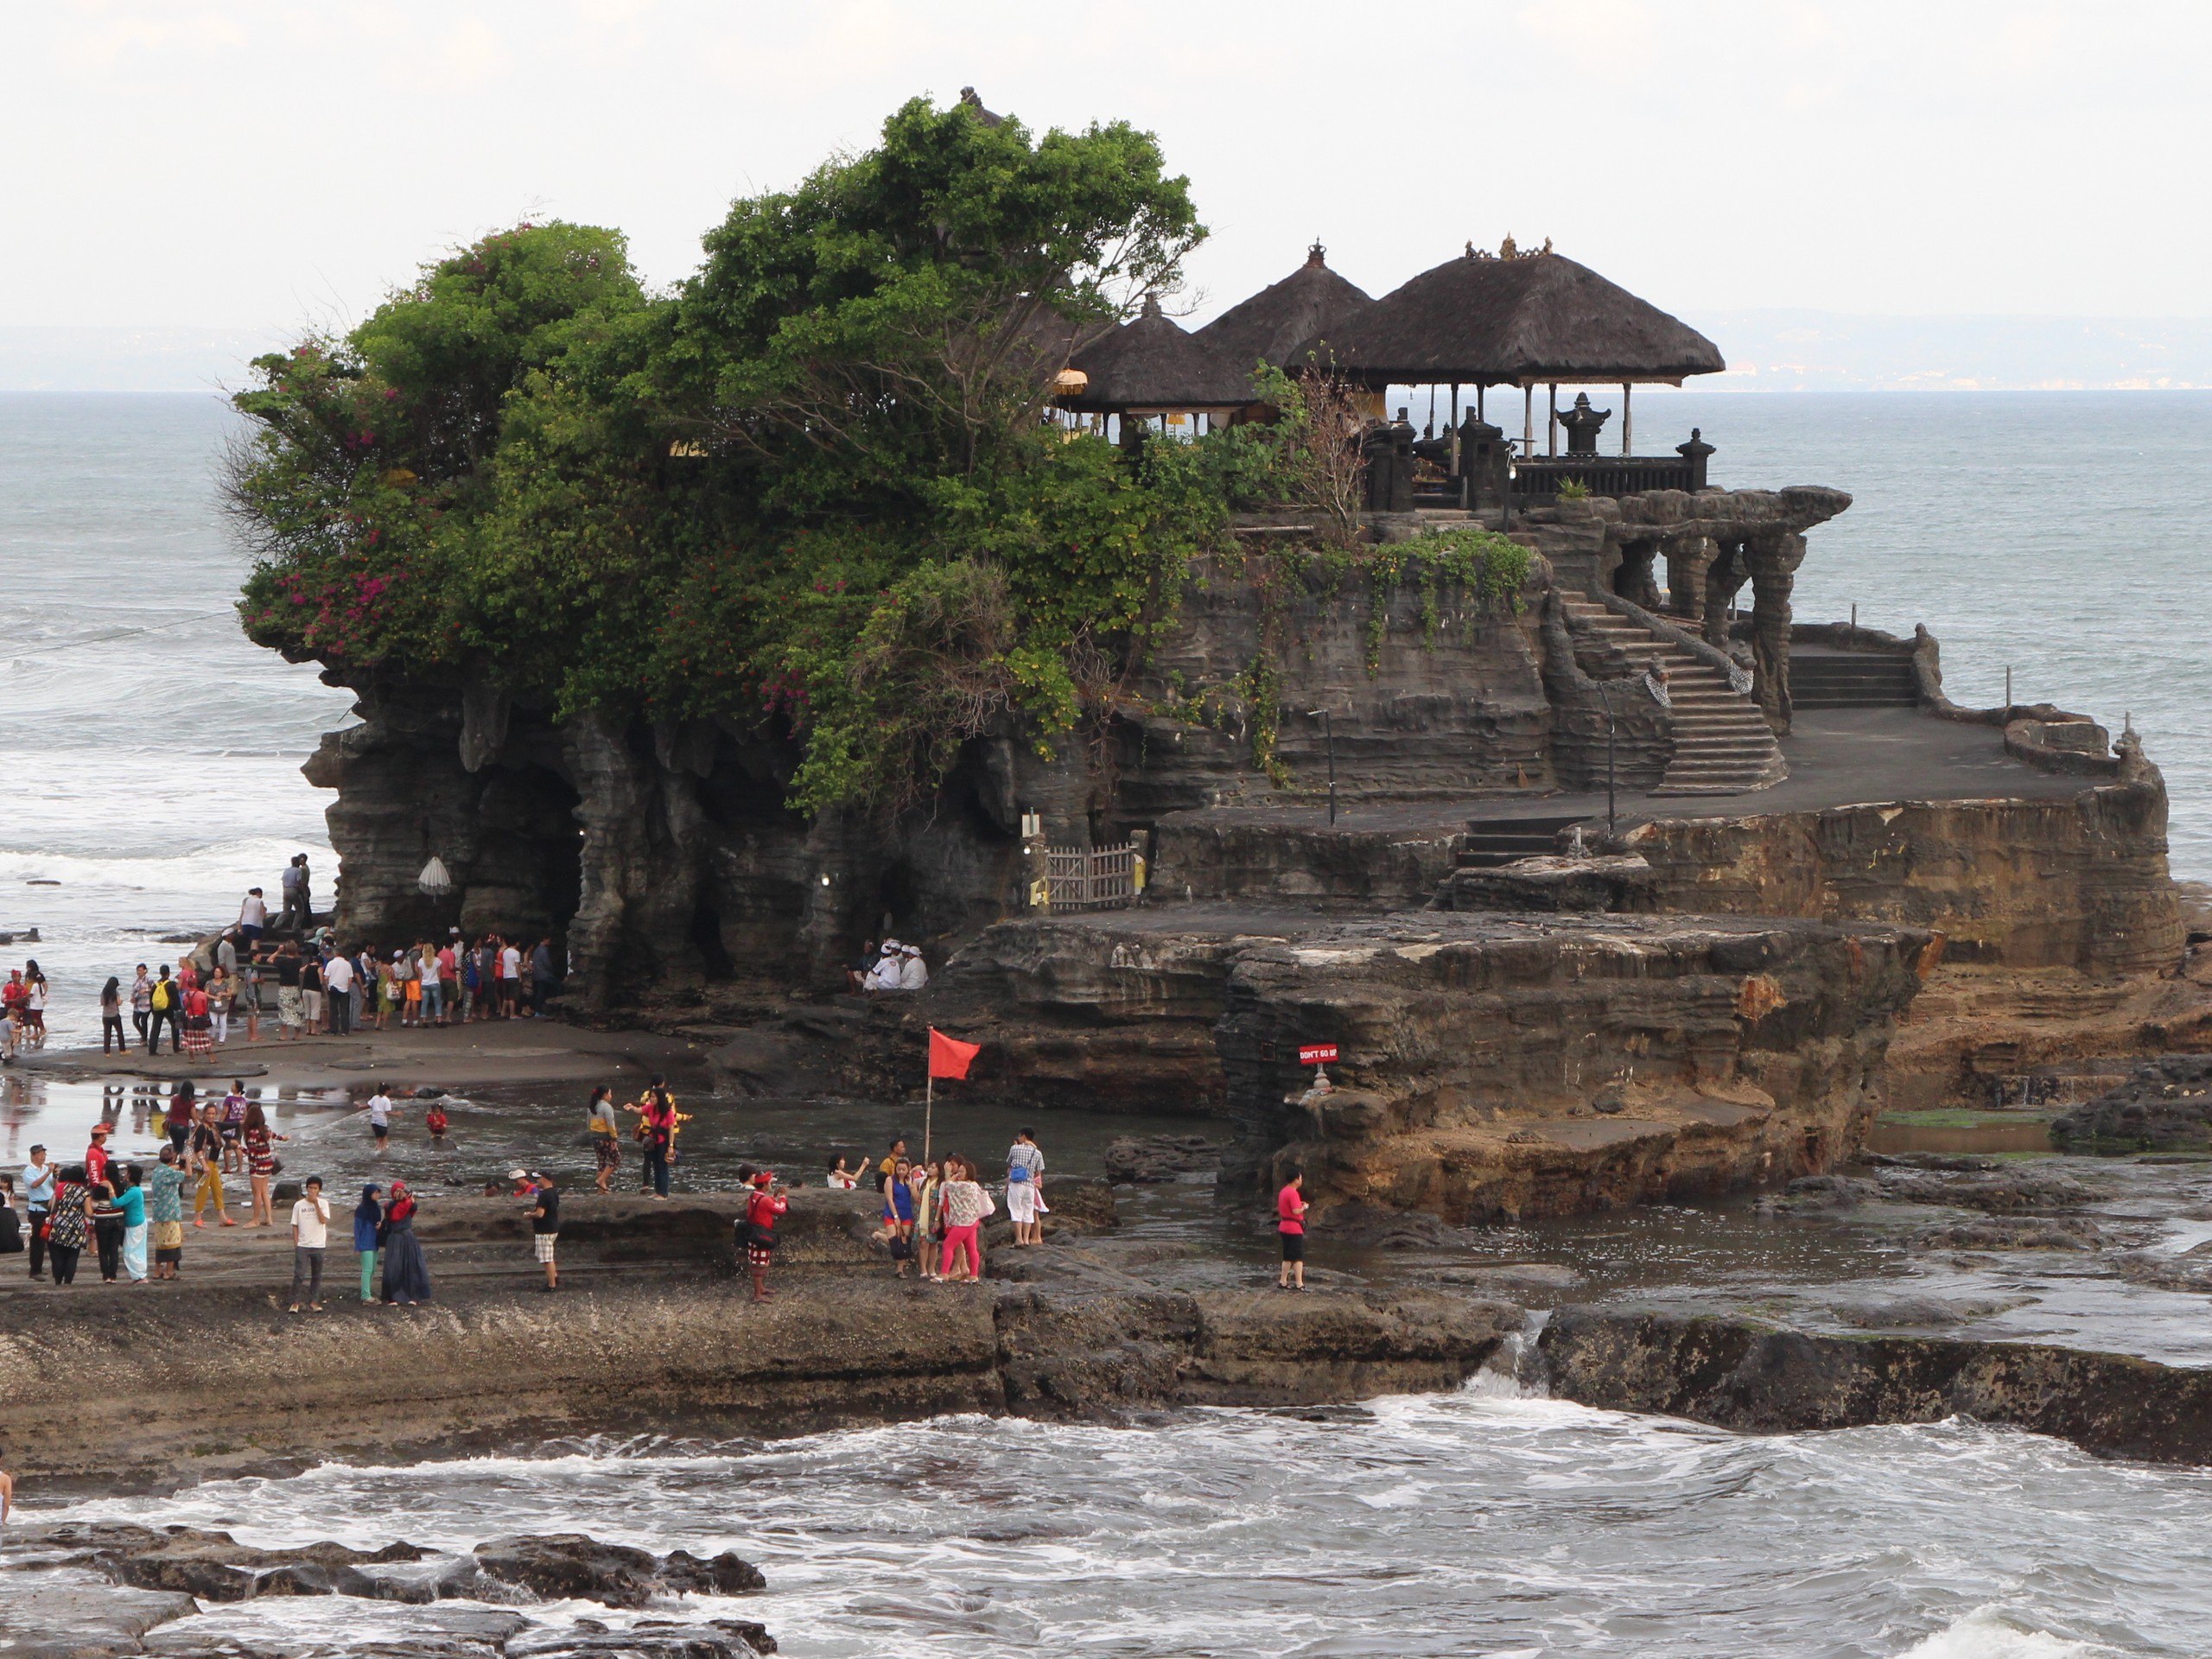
[181, 984, 213, 1062]
[379, 1180, 433, 1305]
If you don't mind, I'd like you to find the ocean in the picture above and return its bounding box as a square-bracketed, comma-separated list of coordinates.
[8, 390, 2212, 1656]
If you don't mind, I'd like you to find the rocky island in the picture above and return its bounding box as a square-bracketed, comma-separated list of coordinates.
[11, 86, 2212, 1658]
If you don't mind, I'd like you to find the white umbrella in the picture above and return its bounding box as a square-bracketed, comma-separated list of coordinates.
[417, 856, 454, 897]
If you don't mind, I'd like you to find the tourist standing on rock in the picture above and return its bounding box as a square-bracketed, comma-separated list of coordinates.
[379, 1181, 432, 1305]
[84, 1125, 111, 1195]
[288, 1175, 329, 1313]
[274, 944, 303, 1042]
[912, 1159, 943, 1282]
[207, 966, 235, 1047]
[743, 1171, 787, 1302]
[499, 938, 524, 1018]
[824, 1156, 857, 1189]
[417, 942, 443, 1027]
[44, 1165, 88, 1285]
[353, 1183, 383, 1301]
[148, 1146, 186, 1280]
[181, 979, 213, 1063]
[146, 966, 181, 1055]
[238, 887, 267, 948]
[588, 1086, 620, 1193]
[937, 1156, 991, 1283]
[277, 856, 304, 931]
[129, 964, 153, 1048]
[240, 949, 262, 1043]
[21, 1146, 52, 1280]
[527, 1172, 560, 1292]
[882, 1155, 916, 1275]
[301, 950, 325, 1036]
[99, 976, 125, 1054]
[243, 1103, 285, 1226]
[636, 1078, 678, 1199]
[90, 1169, 124, 1284]
[364, 1087, 395, 1154]
[220, 1084, 249, 1174]
[20, 963, 46, 1048]
[163, 1084, 194, 1154]
[114, 1164, 148, 1284]
[397, 947, 421, 1027]
[323, 947, 354, 1037]
[1276, 1168, 1308, 1291]
[189, 1106, 230, 1227]
[531, 937, 559, 1015]
[1006, 1129, 1046, 1246]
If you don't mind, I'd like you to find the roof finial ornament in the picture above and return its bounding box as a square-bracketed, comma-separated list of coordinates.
[1498, 232, 1518, 260]
[957, 86, 1003, 126]
[1308, 238, 1327, 267]
[1541, 235, 1554, 256]
[1465, 238, 1475, 259]
[1141, 292, 1163, 319]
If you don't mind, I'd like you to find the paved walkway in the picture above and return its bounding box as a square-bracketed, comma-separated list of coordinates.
[1155, 705, 2097, 838]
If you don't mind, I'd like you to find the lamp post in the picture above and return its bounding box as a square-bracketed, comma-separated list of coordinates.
[1306, 708, 1337, 824]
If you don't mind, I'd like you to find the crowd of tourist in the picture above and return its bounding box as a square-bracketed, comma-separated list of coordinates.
[0, 1079, 1066, 1309]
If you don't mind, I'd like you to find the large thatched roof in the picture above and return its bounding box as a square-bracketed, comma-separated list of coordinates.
[1059, 296, 1258, 412]
[1197, 242, 1376, 373]
[1324, 248, 1725, 385]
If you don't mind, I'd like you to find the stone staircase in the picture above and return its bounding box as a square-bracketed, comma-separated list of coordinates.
[1560, 595, 1786, 797]
[1791, 650, 1919, 709]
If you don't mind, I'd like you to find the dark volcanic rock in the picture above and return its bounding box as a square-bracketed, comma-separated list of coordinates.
[2052, 1055, 2212, 1151]
[660, 1549, 769, 1596]
[1774, 1174, 1876, 1211]
[79, 1525, 425, 1602]
[1317, 1204, 1474, 1252]
[1541, 1304, 2212, 1464]
[473, 1535, 669, 1608]
[1103, 1134, 1223, 1184]
[1910, 1216, 2109, 1250]
[509, 1618, 776, 1657]
[1878, 1169, 2099, 1213]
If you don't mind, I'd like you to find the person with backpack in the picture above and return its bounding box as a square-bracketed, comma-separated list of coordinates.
[634, 1078, 680, 1199]
[145, 966, 181, 1055]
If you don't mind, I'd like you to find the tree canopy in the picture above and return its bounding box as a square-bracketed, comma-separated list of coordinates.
[229, 93, 1409, 813]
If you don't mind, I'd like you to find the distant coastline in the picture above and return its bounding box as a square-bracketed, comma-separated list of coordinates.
[11, 315, 2212, 396]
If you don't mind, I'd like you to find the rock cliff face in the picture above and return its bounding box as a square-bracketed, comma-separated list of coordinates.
[908, 907, 1934, 1221]
[298, 486, 1866, 1007]
[1623, 745, 2181, 975]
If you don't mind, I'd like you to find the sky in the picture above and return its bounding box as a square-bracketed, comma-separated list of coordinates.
[3, 1, 2209, 349]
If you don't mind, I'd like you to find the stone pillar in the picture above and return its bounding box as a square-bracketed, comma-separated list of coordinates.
[563, 710, 706, 1012]
[1664, 534, 1714, 618]
[1610, 538, 1662, 610]
[1745, 532, 1807, 734]
[1701, 540, 1747, 651]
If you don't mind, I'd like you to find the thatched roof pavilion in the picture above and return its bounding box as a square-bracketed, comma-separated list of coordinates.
[1197, 242, 1376, 373]
[1325, 246, 1725, 388]
[1058, 296, 1258, 416]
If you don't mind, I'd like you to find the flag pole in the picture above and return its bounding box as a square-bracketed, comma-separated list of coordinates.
[925, 1065, 933, 1165]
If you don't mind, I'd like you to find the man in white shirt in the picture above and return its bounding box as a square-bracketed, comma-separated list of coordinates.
[897, 945, 929, 992]
[323, 952, 355, 1037]
[365, 1090, 394, 1154]
[499, 943, 524, 1018]
[863, 943, 905, 994]
[288, 1175, 330, 1312]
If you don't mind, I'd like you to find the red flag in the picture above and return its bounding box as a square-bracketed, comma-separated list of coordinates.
[928, 1027, 981, 1080]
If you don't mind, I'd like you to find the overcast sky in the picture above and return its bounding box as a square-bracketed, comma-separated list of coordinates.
[7, 1, 2209, 339]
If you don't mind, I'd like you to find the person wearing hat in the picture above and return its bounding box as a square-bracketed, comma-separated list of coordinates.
[84, 1126, 112, 1195]
[896, 944, 929, 993]
[863, 943, 905, 995]
[743, 1171, 787, 1303]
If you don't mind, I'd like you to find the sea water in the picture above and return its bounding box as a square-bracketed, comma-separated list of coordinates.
[41, 1389, 2212, 1656]
[7, 391, 2212, 1656]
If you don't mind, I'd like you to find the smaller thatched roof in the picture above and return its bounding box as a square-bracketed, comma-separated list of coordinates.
[1059, 296, 1259, 412]
[1325, 247, 1725, 385]
[1197, 242, 1376, 373]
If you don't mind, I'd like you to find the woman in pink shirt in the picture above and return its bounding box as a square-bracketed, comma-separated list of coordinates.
[1276, 1168, 1307, 1292]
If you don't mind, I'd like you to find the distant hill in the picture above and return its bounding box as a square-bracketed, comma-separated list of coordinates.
[1692, 311, 2212, 391]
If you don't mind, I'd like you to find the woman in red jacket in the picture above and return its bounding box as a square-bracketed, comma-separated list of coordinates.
[743, 1171, 788, 1303]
